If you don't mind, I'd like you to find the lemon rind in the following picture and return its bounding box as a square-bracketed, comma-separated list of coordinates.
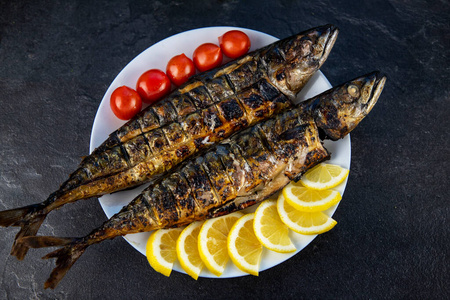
[227, 213, 262, 276]
[253, 200, 296, 253]
[176, 221, 204, 280]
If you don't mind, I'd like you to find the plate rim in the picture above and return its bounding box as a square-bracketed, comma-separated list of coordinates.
[89, 26, 351, 278]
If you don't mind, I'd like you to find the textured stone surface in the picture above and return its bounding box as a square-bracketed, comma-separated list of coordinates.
[0, 0, 449, 299]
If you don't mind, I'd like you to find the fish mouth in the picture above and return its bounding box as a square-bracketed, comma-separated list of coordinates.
[319, 24, 339, 64]
[365, 72, 387, 114]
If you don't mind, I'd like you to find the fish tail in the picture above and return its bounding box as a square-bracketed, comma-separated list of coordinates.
[0, 203, 48, 260]
[19, 235, 87, 289]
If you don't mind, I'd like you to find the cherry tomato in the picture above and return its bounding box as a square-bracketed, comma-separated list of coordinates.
[136, 69, 171, 104]
[219, 30, 251, 59]
[166, 53, 195, 86]
[110, 86, 142, 120]
[193, 43, 223, 72]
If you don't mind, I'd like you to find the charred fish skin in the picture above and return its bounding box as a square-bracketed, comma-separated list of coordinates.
[96, 71, 386, 234]
[57, 25, 340, 197]
[0, 24, 339, 260]
[300, 71, 386, 140]
[94, 24, 339, 151]
[18, 71, 386, 289]
[55, 106, 329, 240]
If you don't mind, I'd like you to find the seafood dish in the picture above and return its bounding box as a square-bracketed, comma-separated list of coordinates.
[0, 24, 338, 260]
[20, 71, 386, 288]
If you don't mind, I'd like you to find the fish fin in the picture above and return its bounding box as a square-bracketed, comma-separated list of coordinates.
[10, 213, 47, 260]
[20, 236, 87, 289]
[44, 243, 87, 289]
[0, 204, 42, 227]
[19, 236, 74, 248]
[0, 203, 48, 260]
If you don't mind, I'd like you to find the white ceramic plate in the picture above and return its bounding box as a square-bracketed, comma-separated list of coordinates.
[89, 27, 351, 278]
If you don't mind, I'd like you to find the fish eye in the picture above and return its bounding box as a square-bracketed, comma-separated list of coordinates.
[347, 84, 360, 97]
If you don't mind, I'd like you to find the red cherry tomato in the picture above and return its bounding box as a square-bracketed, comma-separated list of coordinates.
[219, 30, 251, 59]
[136, 69, 171, 104]
[166, 53, 195, 86]
[110, 86, 142, 120]
[193, 43, 223, 72]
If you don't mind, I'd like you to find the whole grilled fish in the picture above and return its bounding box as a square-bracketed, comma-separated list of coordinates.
[20, 72, 386, 289]
[0, 25, 338, 259]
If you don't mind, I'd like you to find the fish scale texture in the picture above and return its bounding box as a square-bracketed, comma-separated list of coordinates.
[0, 0, 449, 299]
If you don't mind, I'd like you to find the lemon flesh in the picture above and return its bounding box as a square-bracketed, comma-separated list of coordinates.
[253, 200, 296, 253]
[198, 212, 243, 276]
[277, 194, 337, 235]
[300, 163, 349, 190]
[176, 221, 204, 280]
[282, 182, 341, 212]
[227, 213, 263, 276]
[146, 228, 183, 277]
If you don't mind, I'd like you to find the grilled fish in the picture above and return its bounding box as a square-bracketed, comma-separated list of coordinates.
[20, 72, 386, 289]
[0, 25, 339, 259]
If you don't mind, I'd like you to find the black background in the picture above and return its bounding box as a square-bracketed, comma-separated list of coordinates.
[0, 0, 448, 299]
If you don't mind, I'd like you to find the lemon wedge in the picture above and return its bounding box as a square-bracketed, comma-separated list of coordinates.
[198, 212, 243, 276]
[146, 228, 183, 277]
[277, 194, 337, 234]
[300, 163, 349, 190]
[282, 181, 341, 212]
[253, 199, 296, 253]
[176, 221, 204, 280]
[227, 213, 263, 276]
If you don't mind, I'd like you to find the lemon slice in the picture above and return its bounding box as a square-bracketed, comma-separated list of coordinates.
[277, 194, 337, 234]
[146, 228, 183, 277]
[227, 213, 263, 276]
[300, 163, 349, 190]
[176, 221, 204, 280]
[253, 199, 296, 253]
[198, 212, 243, 276]
[282, 181, 341, 212]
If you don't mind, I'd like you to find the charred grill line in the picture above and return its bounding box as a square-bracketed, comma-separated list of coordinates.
[200, 154, 226, 203]
[214, 145, 239, 194]
[118, 144, 132, 169]
[151, 101, 177, 127]
[18, 69, 390, 291]
[91, 64, 288, 189]
[161, 176, 184, 225]
[182, 160, 219, 220]
[168, 94, 197, 118]
[139, 130, 155, 158]
[229, 139, 262, 191]
[140, 107, 161, 133]
[223, 72, 238, 94]
[1, 25, 341, 265]
[256, 125, 276, 157]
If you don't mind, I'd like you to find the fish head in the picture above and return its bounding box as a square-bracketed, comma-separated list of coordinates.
[283, 24, 339, 94]
[312, 71, 387, 140]
[263, 24, 339, 99]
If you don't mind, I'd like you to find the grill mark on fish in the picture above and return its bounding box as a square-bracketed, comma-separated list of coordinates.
[151, 100, 178, 126]
[204, 76, 235, 103]
[185, 84, 214, 109]
[140, 108, 161, 133]
[162, 173, 196, 225]
[115, 118, 143, 143]
[217, 144, 254, 195]
[1, 25, 340, 263]
[169, 94, 197, 117]
[16, 68, 388, 289]
[180, 160, 219, 219]
[217, 97, 245, 121]
[81, 30, 330, 189]
[201, 152, 235, 203]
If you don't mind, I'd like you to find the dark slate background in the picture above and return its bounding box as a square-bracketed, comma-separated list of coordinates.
[0, 0, 448, 299]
